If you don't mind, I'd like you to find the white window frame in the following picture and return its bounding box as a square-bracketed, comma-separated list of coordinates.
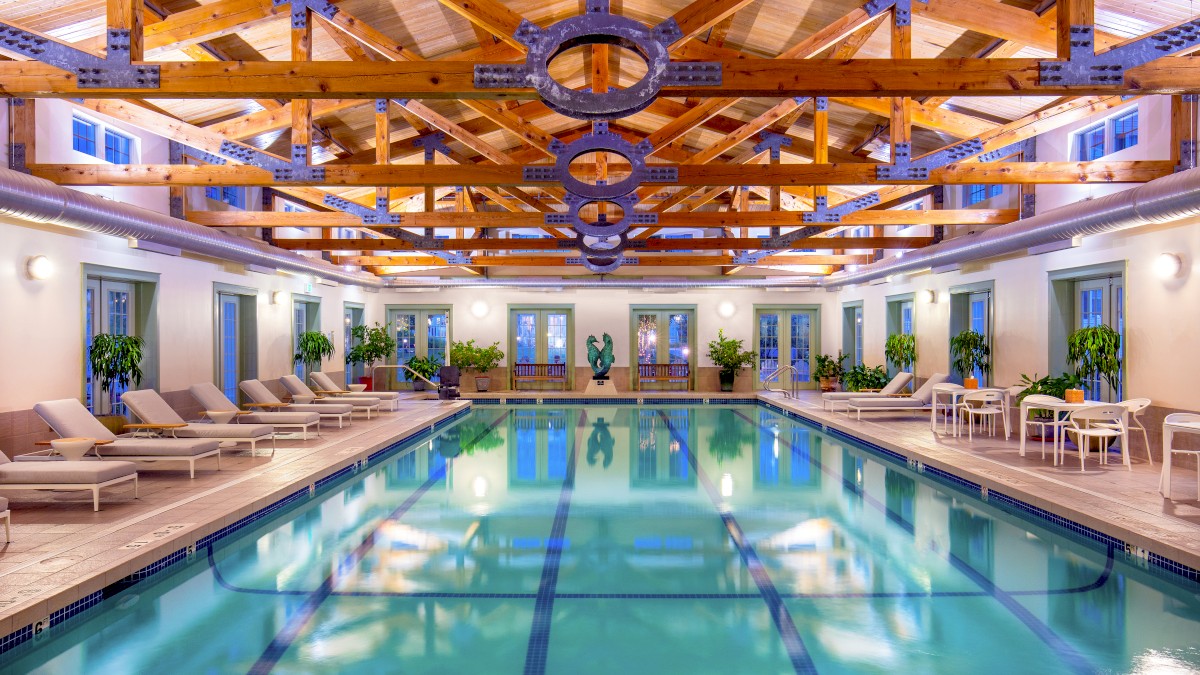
[70, 112, 140, 164]
[1072, 106, 1139, 161]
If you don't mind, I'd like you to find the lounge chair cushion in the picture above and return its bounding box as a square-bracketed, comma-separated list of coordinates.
[848, 397, 927, 409]
[822, 372, 913, 402]
[0, 496, 7, 511]
[240, 379, 283, 404]
[279, 374, 318, 398]
[312, 372, 399, 401]
[170, 423, 273, 439]
[280, 375, 380, 407]
[189, 382, 238, 413]
[32, 399, 119, 442]
[104, 438, 220, 457]
[239, 411, 320, 426]
[285, 403, 354, 415]
[121, 389, 188, 425]
[0, 459, 136, 485]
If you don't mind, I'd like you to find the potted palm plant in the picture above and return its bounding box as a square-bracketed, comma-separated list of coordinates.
[949, 329, 990, 389]
[706, 329, 757, 392]
[814, 351, 848, 392]
[88, 334, 144, 426]
[345, 323, 396, 391]
[1066, 324, 1121, 402]
[293, 331, 335, 378]
[843, 364, 891, 392]
[884, 333, 917, 389]
[404, 354, 442, 391]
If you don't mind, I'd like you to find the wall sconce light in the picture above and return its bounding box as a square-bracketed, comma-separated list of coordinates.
[25, 255, 53, 281]
[716, 300, 736, 319]
[470, 300, 489, 318]
[271, 290, 286, 305]
[922, 289, 937, 304]
[1153, 252, 1183, 280]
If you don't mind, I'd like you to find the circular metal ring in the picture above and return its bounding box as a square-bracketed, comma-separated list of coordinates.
[552, 126, 650, 200]
[568, 193, 637, 238]
[575, 231, 629, 257]
[522, 14, 671, 120]
[582, 255, 623, 274]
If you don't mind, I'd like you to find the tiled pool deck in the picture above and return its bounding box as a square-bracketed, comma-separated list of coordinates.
[1, 390, 1198, 657]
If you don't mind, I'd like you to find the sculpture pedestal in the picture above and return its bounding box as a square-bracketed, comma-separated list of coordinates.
[585, 376, 618, 394]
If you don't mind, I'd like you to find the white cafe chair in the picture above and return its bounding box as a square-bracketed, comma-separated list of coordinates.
[1021, 395, 1068, 461]
[958, 390, 1005, 442]
[1064, 405, 1130, 472]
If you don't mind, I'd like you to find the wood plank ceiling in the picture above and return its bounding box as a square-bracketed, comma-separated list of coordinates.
[1, 0, 1194, 279]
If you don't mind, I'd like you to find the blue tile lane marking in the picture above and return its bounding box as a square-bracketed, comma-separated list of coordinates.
[736, 409, 1100, 674]
[244, 413, 509, 675]
[522, 409, 587, 675]
[657, 411, 818, 675]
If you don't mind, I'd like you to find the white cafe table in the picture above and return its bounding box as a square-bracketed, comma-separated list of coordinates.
[939, 387, 1011, 439]
[1018, 399, 1127, 466]
[1160, 420, 1200, 499]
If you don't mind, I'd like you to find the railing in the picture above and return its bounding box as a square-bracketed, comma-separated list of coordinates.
[761, 364, 801, 399]
[371, 364, 438, 391]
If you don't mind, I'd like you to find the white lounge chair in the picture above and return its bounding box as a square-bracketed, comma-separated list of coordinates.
[821, 372, 913, 410]
[847, 373, 951, 420]
[311, 372, 400, 411]
[0, 452, 137, 512]
[279, 375, 381, 419]
[1, 496, 10, 540]
[239, 379, 354, 428]
[189, 382, 321, 440]
[122, 389, 276, 457]
[34, 398, 221, 479]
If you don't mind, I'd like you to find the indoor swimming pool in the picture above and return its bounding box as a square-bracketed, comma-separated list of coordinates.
[3, 403, 1199, 674]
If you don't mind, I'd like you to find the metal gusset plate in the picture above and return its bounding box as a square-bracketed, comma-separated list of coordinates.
[273, 0, 339, 27]
[754, 132, 792, 161]
[875, 139, 984, 181]
[473, 0, 720, 120]
[0, 23, 160, 88]
[217, 140, 325, 182]
[377, 227, 447, 250]
[567, 255, 636, 273]
[553, 193, 657, 238]
[863, 0, 928, 26]
[522, 121, 676, 199]
[323, 194, 402, 225]
[1040, 20, 1200, 86]
[412, 131, 453, 160]
[792, 194, 882, 226]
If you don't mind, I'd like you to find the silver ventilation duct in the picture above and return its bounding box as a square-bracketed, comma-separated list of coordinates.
[0, 167, 384, 288]
[825, 166, 1200, 288]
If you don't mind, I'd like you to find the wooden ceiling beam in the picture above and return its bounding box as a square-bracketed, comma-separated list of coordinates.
[270, 236, 934, 251]
[5, 58, 1198, 97]
[187, 208, 1016, 228]
[37, 159, 1165, 186]
[667, 0, 760, 51]
[431, 0, 528, 52]
[346, 254, 866, 267]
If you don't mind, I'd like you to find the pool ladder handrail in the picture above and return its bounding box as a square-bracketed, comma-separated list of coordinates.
[371, 364, 438, 390]
[761, 364, 800, 399]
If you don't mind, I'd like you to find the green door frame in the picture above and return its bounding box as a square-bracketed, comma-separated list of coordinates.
[752, 304, 822, 390]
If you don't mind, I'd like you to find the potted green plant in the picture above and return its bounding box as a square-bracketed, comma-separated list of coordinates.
[88, 334, 144, 425]
[1066, 324, 1122, 402]
[949, 329, 990, 389]
[294, 331, 335, 378]
[884, 333, 917, 387]
[450, 339, 505, 392]
[345, 323, 397, 391]
[843, 364, 890, 392]
[1017, 371, 1083, 437]
[706, 329, 757, 392]
[814, 351, 848, 392]
[404, 353, 442, 391]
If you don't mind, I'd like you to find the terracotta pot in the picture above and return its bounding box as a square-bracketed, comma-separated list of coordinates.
[475, 376, 491, 392]
[963, 377, 979, 389]
[1064, 388, 1085, 403]
[819, 377, 838, 393]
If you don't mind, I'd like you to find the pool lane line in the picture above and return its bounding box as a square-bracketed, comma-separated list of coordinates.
[523, 409, 588, 675]
[658, 411, 818, 675]
[736, 409, 1100, 675]
[245, 412, 510, 675]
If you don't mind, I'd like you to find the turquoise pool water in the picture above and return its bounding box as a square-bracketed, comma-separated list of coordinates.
[3, 404, 1200, 674]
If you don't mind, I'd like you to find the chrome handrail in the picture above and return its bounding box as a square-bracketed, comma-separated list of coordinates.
[371, 364, 438, 390]
[761, 364, 800, 399]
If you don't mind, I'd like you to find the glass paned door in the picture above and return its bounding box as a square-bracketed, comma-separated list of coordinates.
[853, 306, 864, 366]
[756, 309, 817, 389]
[344, 306, 364, 386]
[633, 309, 694, 390]
[218, 294, 239, 401]
[86, 279, 136, 414]
[1075, 278, 1123, 400]
[968, 291, 991, 385]
[292, 301, 307, 380]
[900, 301, 914, 335]
[510, 309, 572, 388]
[386, 308, 449, 388]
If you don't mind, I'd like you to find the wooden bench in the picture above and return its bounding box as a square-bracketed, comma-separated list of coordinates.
[513, 363, 569, 390]
[637, 363, 690, 390]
